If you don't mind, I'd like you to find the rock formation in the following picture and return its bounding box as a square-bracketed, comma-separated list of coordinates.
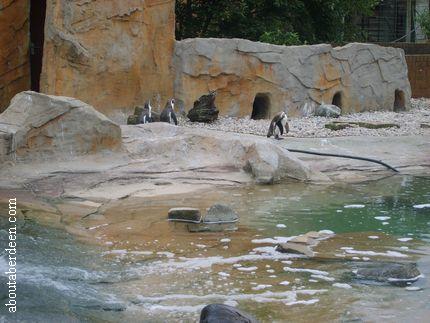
[187, 92, 219, 123]
[41, 0, 175, 117]
[174, 39, 411, 118]
[0, 0, 30, 112]
[0, 91, 121, 162]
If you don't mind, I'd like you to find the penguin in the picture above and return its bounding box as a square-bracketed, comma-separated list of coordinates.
[267, 111, 289, 139]
[139, 100, 153, 124]
[160, 98, 178, 125]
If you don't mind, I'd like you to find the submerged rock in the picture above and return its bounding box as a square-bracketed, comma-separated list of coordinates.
[352, 262, 421, 286]
[204, 204, 239, 223]
[188, 204, 239, 232]
[315, 104, 341, 118]
[200, 304, 258, 323]
[276, 230, 334, 257]
[276, 242, 315, 257]
[168, 207, 201, 222]
[187, 92, 219, 123]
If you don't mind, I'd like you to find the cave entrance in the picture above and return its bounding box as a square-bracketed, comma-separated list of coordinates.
[251, 93, 271, 120]
[30, 0, 46, 92]
[394, 89, 405, 112]
[332, 91, 343, 108]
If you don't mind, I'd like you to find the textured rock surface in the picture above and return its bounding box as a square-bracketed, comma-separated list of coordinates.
[124, 123, 322, 184]
[0, 0, 30, 112]
[168, 207, 201, 222]
[315, 104, 341, 118]
[353, 262, 421, 286]
[174, 39, 411, 118]
[200, 304, 258, 323]
[0, 91, 121, 161]
[187, 92, 219, 123]
[41, 0, 175, 116]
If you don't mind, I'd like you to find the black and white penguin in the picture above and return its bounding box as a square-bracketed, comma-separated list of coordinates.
[267, 111, 289, 139]
[139, 100, 153, 124]
[160, 99, 178, 125]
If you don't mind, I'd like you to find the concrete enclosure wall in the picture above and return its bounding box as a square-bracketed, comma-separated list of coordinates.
[0, 0, 31, 112]
[174, 38, 412, 118]
[40, 0, 175, 116]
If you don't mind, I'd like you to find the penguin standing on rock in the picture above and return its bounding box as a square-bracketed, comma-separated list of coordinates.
[160, 99, 178, 125]
[267, 111, 289, 139]
[139, 100, 153, 124]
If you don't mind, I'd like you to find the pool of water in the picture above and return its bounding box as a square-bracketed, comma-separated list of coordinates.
[1, 175, 429, 322]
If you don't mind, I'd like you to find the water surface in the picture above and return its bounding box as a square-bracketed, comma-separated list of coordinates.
[1, 175, 429, 322]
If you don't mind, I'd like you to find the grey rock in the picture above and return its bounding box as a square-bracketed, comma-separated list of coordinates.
[204, 204, 239, 223]
[168, 207, 201, 223]
[187, 92, 219, 123]
[187, 204, 239, 232]
[353, 262, 421, 286]
[175, 39, 411, 118]
[276, 242, 315, 257]
[200, 304, 258, 323]
[315, 104, 342, 118]
[0, 91, 121, 162]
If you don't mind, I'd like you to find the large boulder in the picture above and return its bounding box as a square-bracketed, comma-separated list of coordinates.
[187, 92, 219, 123]
[122, 123, 326, 184]
[200, 304, 258, 323]
[0, 91, 121, 162]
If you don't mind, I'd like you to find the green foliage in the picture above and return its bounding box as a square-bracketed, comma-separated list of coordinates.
[175, 0, 381, 44]
[417, 10, 430, 39]
[259, 30, 302, 46]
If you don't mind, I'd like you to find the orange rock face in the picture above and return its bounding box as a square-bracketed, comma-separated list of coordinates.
[0, 0, 31, 112]
[41, 0, 175, 117]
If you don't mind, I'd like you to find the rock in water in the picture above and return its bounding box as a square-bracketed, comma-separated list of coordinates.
[187, 92, 219, 123]
[168, 207, 201, 222]
[353, 262, 421, 286]
[200, 304, 258, 323]
[315, 104, 341, 118]
[187, 204, 239, 232]
[204, 204, 239, 223]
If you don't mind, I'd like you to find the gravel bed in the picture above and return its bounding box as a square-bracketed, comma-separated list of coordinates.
[179, 98, 430, 138]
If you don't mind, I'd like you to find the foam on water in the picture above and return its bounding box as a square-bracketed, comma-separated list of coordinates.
[283, 267, 329, 276]
[252, 236, 296, 244]
[375, 216, 391, 221]
[344, 204, 365, 209]
[332, 283, 352, 289]
[344, 249, 408, 258]
[398, 238, 413, 242]
[413, 204, 430, 209]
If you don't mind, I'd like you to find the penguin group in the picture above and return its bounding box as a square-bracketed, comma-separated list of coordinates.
[137, 96, 288, 140]
[138, 98, 178, 126]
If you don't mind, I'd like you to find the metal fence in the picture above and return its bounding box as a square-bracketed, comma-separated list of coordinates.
[360, 0, 414, 42]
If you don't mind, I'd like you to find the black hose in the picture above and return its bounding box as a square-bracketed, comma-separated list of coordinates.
[286, 148, 399, 173]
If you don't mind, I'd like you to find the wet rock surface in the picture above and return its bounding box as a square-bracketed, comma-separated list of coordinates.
[168, 207, 201, 222]
[200, 304, 258, 323]
[351, 262, 421, 286]
[276, 230, 334, 256]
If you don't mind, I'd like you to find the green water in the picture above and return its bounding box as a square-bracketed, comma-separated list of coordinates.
[0, 175, 429, 322]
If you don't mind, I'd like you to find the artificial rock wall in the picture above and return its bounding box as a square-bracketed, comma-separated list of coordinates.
[41, 0, 175, 116]
[0, 0, 30, 113]
[174, 38, 411, 118]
